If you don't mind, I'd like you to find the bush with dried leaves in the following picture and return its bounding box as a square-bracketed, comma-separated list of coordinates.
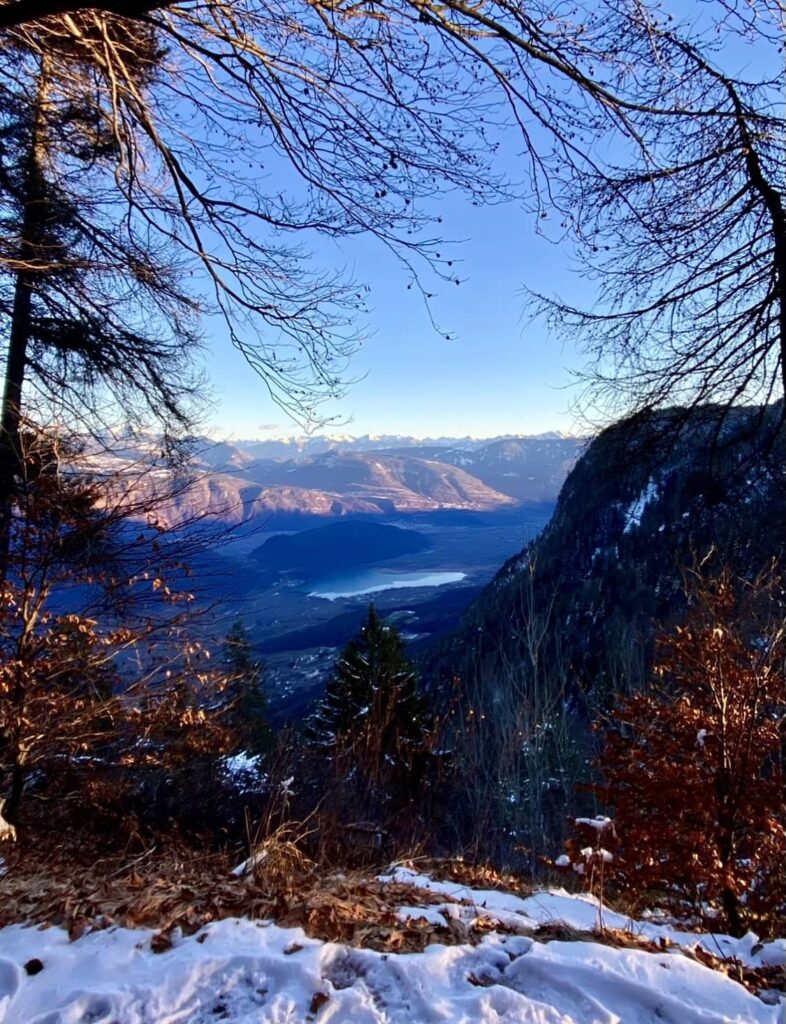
[574, 568, 786, 936]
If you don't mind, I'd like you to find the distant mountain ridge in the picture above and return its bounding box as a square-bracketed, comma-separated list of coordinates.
[231, 430, 579, 458]
[85, 432, 585, 525]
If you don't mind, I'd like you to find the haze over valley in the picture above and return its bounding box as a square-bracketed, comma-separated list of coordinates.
[98, 431, 583, 717]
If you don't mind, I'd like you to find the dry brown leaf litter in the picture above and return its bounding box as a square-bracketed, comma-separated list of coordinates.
[0, 841, 780, 995]
[0, 842, 478, 952]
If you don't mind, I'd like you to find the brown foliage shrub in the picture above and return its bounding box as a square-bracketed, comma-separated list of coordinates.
[565, 568, 786, 936]
[0, 429, 237, 831]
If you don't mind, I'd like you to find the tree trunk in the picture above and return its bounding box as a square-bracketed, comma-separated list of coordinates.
[0, 60, 50, 578]
[5, 751, 25, 824]
[716, 797, 744, 936]
[728, 88, 786, 429]
[720, 885, 744, 939]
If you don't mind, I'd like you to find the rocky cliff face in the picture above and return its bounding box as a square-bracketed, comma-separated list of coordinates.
[429, 403, 784, 701]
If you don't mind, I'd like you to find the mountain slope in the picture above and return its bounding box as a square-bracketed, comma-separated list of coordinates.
[435, 437, 585, 502]
[430, 403, 784, 701]
[86, 433, 584, 526]
[252, 520, 431, 577]
[244, 451, 519, 510]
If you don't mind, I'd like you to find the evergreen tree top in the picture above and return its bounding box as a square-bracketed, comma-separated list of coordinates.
[306, 603, 426, 751]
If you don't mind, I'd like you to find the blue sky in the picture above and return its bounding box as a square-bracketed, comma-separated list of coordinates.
[204, 190, 591, 440]
[201, 2, 772, 442]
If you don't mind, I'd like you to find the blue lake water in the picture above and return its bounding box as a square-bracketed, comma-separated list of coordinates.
[308, 568, 466, 601]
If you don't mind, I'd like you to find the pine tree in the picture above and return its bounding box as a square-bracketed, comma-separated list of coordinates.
[0, 44, 201, 578]
[223, 619, 270, 756]
[307, 605, 429, 815]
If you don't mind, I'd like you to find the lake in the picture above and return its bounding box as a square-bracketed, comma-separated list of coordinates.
[308, 568, 466, 601]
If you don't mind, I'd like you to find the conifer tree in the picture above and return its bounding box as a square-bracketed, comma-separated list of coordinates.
[307, 606, 429, 817]
[0, 44, 201, 576]
[223, 619, 270, 757]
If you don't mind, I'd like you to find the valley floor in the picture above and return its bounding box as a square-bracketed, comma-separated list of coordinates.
[0, 867, 783, 1023]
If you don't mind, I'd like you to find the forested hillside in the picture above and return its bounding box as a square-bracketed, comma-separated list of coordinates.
[423, 402, 784, 870]
[433, 402, 784, 703]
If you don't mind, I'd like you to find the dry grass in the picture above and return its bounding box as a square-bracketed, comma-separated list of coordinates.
[0, 838, 255, 940]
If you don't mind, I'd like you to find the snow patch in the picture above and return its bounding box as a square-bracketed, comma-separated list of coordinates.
[623, 479, 659, 532]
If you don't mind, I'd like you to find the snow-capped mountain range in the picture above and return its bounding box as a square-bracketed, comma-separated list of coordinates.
[86, 432, 586, 525]
[230, 431, 578, 459]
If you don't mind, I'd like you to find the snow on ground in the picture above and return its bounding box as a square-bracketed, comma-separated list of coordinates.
[382, 867, 786, 969]
[0, 870, 782, 1024]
